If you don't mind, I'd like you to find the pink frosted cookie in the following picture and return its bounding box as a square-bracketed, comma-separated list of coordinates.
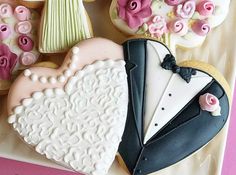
[7, 38, 128, 175]
[110, 0, 230, 49]
[0, 3, 40, 81]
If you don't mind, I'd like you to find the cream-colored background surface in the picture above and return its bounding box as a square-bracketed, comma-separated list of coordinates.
[0, 0, 236, 175]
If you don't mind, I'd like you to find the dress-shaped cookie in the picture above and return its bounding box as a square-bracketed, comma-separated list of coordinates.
[39, 0, 93, 53]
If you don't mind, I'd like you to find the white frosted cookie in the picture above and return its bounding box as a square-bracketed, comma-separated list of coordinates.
[110, 0, 230, 49]
[7, 38, 128, 175]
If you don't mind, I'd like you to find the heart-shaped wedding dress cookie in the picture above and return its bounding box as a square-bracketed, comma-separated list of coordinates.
[7, 38, 128, 175]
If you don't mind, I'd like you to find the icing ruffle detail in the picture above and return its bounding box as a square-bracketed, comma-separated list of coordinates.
[175, 0, 196, 19]
[118, 0, 152, 28]
[192, 20, 211, 36]
[20, 52, 37, 66]
[196, 0, 215, 17]
[14, 6, 31, 21]
[0, 44, 18, 80]
[15, 21, 32, 34]
[167, 19, 188, 36]
[0, 3, 13, 18]
[18, 35, 34, 52]
[0, 23, 11, 40]
[199, 93, 221, 116]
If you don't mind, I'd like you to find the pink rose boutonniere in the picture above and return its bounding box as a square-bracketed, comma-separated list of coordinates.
[0, 44, 18, 80]
[199, 93, 221, 116]
[118, 0, 152, 29]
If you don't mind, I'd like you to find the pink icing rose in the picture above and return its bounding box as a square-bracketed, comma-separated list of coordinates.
[165, 0, 184, 6]
[18, 35, 34, 52]
[168, 19, 188, 36]
[0, 24, 11, 40]
[15, 21, 32, 34]
[196, 0, 215, 16]
[192, 20, 211, 36]
[199, 93, 219, 112]
[14, 6, 31, 21]
[118, 0, 152, 28]
[0, 44, 18, 80]
[0, 3, 13, 18]
[20, 52, 37, 66]
[175, 0, 196, 19]
[148, 15, 167, 37]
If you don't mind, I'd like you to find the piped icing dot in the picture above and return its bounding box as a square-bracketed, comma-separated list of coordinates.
[49, 77, 57, 84]
[64, 70, 72, 77]
[39, 76, 47, 84]
[175, 0, 196, 19]
[72, 55, 79, 62]
[0, 24, 11, 40]
[18, 35, 34, 52]
[196, 0, 215, 17]
[20, 52, 37, 66]
[14, 6, 31, 21]
[192, 20, 211, 36]
[15, 21, 32, 34]
[30, 74, 38, 82]
[165, 0, 184, 6]
[168, 19, 188, 36]
[58, 75, 66, 83]
[23, 69, 31, 77]
[72, 47, 80, 54]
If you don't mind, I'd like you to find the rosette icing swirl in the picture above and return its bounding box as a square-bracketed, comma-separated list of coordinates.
[168, 19, 188, 36]
[18, 35, 34, 52]
[15, 21, 32, 34]
[0, 24, 11, 40]
[175, 0, 196, 19]
[0, 3, 13, 18]
[192, 20, 211, 36]
[196, 0, 215, 16]
[14, 6, 31, 21]
[20, 52, 37, 66]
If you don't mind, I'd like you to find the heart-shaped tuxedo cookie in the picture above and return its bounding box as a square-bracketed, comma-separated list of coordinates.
[118, 38, 231, 175]
[7, 38, 128, 175]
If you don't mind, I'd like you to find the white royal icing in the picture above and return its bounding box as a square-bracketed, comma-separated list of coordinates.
[144, 41, 213, 143]
[9, 59, 128, 175]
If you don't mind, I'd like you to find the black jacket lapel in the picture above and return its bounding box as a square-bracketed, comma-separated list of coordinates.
[119, 39, 147, 174]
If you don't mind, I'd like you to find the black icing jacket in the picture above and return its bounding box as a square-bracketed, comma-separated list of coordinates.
[118, 39, 230, 175]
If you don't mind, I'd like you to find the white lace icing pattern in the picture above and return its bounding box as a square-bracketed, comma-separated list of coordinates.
[9, 60, 128, 175]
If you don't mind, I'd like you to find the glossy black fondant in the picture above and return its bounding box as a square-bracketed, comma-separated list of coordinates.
[119, 39, 230, 175]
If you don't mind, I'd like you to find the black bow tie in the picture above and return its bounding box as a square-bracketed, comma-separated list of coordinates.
[161, 54, 197, 83]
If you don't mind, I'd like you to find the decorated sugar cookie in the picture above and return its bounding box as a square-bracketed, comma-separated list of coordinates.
[7, 37, 231, 175]
[7, 38, 128, 175]
[110, 0, 230, 49]
[117, 38, 231, 175]
[39, 0, 93, 53]
[0, 2, 41, 93]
